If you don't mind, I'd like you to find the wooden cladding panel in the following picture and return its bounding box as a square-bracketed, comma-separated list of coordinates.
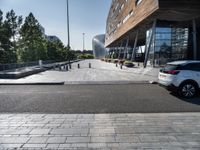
[105, 0, 159, 47]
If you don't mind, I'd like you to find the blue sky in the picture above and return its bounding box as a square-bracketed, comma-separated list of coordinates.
[0, 0, 111, 50]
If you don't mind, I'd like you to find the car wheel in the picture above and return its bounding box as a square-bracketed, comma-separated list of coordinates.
[179, 82, 197, 98]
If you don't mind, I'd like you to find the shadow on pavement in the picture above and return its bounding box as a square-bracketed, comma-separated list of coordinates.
[170, 92, 200, 105]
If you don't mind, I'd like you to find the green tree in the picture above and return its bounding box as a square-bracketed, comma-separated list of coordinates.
[5, 10, 22, 43]
[17, 13, 47, 62]
[4, 10, 22, 63]
[0, 10, 22, 63]
[46, 40, 67, 61]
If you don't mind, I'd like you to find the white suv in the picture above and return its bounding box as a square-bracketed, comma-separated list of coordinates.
[158, 60, 200, 98]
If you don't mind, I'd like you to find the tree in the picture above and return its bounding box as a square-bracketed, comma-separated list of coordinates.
[46, 40, 66, 61]
[5, 10, 22, 43]
[17, 13, 47, 62]
[0, 9, 22, 64]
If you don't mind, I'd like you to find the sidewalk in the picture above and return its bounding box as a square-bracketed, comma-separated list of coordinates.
[0, 113, 200, 149]
[0, 59, 160, 84]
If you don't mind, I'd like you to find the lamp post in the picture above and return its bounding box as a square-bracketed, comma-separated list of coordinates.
[66, 0, 70, 49]
[82, 33, 85, 51]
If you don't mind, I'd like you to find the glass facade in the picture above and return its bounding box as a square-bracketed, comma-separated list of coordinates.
[146, 27, 189, 67]
[92, 34, 108, 59]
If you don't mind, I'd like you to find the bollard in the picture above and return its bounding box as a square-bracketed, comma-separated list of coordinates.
[120, 64, 123, 69]
[89, 63, 91, 68]
[78, 64, 80, 69]
[69, 64, 72, 69]
[59, 64, 61, 70]
[116, 63, 118, 67]
[138, 62, 140, 66]
[66, 65, 68, 71]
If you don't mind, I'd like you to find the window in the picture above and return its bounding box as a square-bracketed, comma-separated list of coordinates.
[183, 63, 200, 71]
[122, 10, 134, 24]
[119, 4, 124, 12]
[135, 0, 142, 6]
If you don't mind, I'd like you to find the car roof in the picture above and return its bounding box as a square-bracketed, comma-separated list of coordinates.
[167, 60, 200, 65]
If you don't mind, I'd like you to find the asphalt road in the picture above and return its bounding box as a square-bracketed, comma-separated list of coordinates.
[0, 84, 199, 113]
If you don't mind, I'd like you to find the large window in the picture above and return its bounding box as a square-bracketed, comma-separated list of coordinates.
[146, 27, 189, 67]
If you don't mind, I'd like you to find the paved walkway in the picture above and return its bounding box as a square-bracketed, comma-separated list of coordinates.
[0, 60, 159, 84]
[0, 113, 200, 149]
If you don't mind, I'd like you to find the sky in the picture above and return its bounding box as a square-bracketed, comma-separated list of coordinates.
[0, 0, 112, 50]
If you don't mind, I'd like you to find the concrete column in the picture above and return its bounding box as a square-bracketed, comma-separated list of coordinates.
[131, 31, 139, 61]
[123, 37, 129, 60]
[192, 19, 197, 60]
[118, 41, 123, 59]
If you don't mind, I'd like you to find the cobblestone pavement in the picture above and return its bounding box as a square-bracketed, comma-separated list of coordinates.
[0, 60, 159, 84]
[0, 113, 200, 149]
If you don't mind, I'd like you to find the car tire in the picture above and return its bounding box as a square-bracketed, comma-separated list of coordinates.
[178, 82, 197, 98]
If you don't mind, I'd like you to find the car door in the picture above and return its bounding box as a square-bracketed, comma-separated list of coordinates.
[194, 63, 200, 86]
[183, 63, 200, 87]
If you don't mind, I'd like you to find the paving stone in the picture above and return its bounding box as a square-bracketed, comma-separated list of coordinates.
[51, 128, 89, 135]
[115, 135, 140, 143]
[88, 143, 107, 148]
[27, 137, 48, 143]
[70, 143, 88, 148]
[29, 129, 51, 135]
[90, 136, 115, 143]
[0, 137, 29, 144]
[90, 128, 115, 134]
[115, 127, 135, 134]
[0, 144, 22, 148]
[66, 137, 90, 143]
[47, 137, 66, 144]
[22, 144, 47, 148]
[139, 135, 177, 142]
[46, 144, 60, 148]
[176, 134, 200, 142]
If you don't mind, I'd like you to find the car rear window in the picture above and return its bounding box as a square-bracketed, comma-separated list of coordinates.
[163, 65, 179, 71]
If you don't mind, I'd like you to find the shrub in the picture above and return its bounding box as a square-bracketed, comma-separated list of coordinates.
[112, 59, 119, 64]
[108, 59, 112, 63]
[77, 54, 94, 59]
[124, 61, 134, 67]
[118, 59, 125, 65]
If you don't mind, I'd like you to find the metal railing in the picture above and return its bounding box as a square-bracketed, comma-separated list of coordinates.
[0, 60, 55, 71]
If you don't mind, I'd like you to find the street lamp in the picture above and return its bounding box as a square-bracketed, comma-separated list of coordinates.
[66, 0, 70, 49]
[82, 33, 85, 51]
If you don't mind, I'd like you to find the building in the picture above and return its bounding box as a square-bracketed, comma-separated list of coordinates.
[105, 0, 200, 67]
[92, 34, 108, 59]
[46, 35, 61, 42]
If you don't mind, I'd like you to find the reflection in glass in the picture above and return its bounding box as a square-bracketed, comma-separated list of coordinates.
[146, 27, 189, 67]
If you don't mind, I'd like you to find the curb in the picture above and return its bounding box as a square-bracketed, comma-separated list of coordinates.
[0, 82, 65, 85]
[64, 81, 150, 85]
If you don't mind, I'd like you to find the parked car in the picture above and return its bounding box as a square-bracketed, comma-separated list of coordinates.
[158, 60, 200, 98]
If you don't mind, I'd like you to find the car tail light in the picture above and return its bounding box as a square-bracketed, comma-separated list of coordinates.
[164, 70, 180, 75]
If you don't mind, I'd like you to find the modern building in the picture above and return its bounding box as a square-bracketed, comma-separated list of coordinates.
[105, 0, 200, 67]
[46, 35, 61, 42]
[92, 34, 108, 59]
